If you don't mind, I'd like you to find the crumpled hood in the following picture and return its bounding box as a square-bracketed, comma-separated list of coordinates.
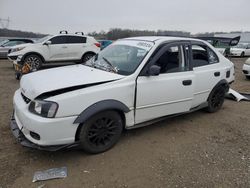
[20, 64, 125, 100]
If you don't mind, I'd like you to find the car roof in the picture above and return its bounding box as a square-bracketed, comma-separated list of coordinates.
[123, 36, 203, 43]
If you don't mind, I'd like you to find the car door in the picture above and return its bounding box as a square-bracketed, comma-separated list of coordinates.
[46, 35, 70, 61]
[65, 36, 87, 60]
[135, 42, 194, 124]
[191, 42, 222, 108]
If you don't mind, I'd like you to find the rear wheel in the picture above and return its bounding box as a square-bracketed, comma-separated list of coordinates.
[81, 53, 95, 63]
[206, 85, 227, 113]
[246, 76, 250, 80]
[79, 111, 123, 154]
[23, 54, 42, 72]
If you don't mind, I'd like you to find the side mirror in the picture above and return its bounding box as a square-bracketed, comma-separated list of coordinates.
[148, 65, 161, 76]
[44, 40, 52, 45]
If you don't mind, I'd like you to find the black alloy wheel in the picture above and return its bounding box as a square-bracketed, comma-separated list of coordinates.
[79, 111, 123, 154]
[206, 86, 226, 113]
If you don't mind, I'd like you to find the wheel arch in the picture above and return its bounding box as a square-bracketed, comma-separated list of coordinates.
[21, 52, 45, 65]
[207, 79, 229, 101]
[74, 100, 130, 141]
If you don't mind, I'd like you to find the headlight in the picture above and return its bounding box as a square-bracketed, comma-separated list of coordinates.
[29, 100, 58, 118]
[11, 47, 25, 53]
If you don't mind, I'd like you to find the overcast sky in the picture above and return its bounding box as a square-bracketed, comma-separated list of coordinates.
[0, 0, 250, 35]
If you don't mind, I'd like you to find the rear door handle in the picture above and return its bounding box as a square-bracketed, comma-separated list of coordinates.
[182, 80, 192, 86]
[214, 72, 220, 77]
[62, 46, 67, 48]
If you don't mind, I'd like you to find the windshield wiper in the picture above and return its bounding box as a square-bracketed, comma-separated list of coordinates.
[102, 57, 117, 73]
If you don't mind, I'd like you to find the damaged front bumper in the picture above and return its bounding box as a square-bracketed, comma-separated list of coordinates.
[10, 115, 80, 151]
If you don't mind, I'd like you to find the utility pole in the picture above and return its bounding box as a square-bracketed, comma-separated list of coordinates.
[0, 17, 10, 29]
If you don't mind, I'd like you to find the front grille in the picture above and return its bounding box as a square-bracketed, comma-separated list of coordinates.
[21, 93, 31, 104]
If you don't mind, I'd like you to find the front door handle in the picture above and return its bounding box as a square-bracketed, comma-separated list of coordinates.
[62, 46, 68, 48]
[182, 80, 192, 86]
[214, 72, 220, 77]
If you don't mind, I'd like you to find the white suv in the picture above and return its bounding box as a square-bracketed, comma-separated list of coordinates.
[11, 36, 235, 154]
[8, 31, 100, 74]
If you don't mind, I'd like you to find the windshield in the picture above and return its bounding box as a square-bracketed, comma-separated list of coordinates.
[234, 43, 248, 49]
[0, 40, 8, 46]
[34, 35, 52, 43]
[84, 40, 154, 75]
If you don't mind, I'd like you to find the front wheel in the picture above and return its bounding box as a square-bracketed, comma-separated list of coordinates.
[206, 85, 227, 113]
[246, 76, 250, 80]
[79, 111, 123, 154]
[23, 54, 42, 72]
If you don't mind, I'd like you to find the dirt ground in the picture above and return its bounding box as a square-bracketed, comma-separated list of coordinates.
[0, 58, 249, 188]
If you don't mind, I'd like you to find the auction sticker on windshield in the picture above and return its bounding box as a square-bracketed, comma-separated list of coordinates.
[113, 40, 154, 51]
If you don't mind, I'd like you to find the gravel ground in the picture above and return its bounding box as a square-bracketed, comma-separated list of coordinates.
[0, 58, 249, 188]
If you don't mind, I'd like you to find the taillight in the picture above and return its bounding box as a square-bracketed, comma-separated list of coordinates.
[95, 43, 101, 48]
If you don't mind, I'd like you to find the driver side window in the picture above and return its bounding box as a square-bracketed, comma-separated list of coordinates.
[155, 45, 188, 74]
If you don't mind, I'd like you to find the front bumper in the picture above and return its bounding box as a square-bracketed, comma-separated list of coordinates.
[12, 89, 80, 149]
[242, 64, 250, 76]
[10, 115, 79, 151]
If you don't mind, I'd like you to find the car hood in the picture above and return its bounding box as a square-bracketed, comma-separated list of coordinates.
[12, 43, 34, 49]
[20, 65, 125, 100]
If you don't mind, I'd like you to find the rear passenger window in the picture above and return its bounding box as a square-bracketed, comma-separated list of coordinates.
[192, 44, 219, 67]
[67, 36, 86, 44]
[155, 45, 189, 74]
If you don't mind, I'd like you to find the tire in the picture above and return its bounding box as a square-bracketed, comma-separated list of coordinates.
[79, 111, 123, 154]
[15, 72, 21, 80]
[241, 52, 245, 58]
[23, 54, 42, 72]
[206, 85, 227, 113]
[246, 76, 250, 80]
[81, 53, 95, 63]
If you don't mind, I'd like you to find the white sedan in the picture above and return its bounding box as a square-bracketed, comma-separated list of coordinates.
[230, 43, 250, 57]
[243, 58, 250, 79]
[11, 36, 235, 154]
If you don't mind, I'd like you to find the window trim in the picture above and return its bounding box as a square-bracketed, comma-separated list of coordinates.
[139, 41, 192, 76]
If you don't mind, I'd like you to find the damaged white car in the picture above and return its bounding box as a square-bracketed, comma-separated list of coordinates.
[11, 36, 235, 154]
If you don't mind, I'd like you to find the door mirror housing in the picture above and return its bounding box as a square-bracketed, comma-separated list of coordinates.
[44, 40, 52, 45]
[148, 65, 161, 76]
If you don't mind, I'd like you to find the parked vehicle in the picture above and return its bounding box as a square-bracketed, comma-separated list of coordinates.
[11, 36, 235, 154]
[0, 38, 33, 58]
[8, 31, 100, 79]
[230, 43, 250, 57]
[98, 40, 113, 50]
[242, 58, 250, 79]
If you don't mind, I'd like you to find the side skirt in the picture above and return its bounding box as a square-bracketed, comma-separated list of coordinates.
[126, 102, 208, 130]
